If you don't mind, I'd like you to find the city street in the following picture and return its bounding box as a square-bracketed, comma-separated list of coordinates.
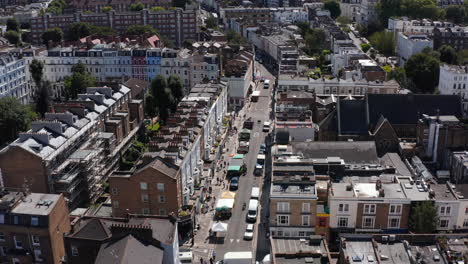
[213, 61, 275, 261]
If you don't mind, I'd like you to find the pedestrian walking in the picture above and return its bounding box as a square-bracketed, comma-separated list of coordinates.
[200, 257, 204, 264]
[210, 257, 214, 264]
[212, 251, 216, 260]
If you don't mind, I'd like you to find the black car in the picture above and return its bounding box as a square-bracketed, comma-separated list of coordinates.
[229, 177, 239, 191]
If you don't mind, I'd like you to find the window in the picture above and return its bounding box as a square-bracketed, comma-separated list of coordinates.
[13, 215, 19, 225]
[0, 246, 5, 256]
[31, 216, 39, 226]
[111, 188, 119, 195]
[364, 204, 376, 214]
[464, 207, 468, 214]
[388, 217, 400, 228]
[71, 245, 79, 256]
[142, 208, 150, 215]
[0, 214, 4, 224]
[389, 204, 402, 215]
[113, 200, 119, 208]
[31, 235, 40, 246]
[440, 206, 451, 215]
[14, 236, 22, 249]
[338, 217, 348, 227]
[277, 215, 290, 226]
[158, 195, 166, 203]
[439, 219, 449, 228]
[298, 231, 305, 237]
[302, 215, 310, 226]
[362, 216, 375, 228]
[157, 183, 165, 191]
[338, 203, 349, 213]
[463, 219, 468, 227]
[277, 202, 290, 213]
[319, 217, 327, 227]
[34, 249, 43, 261]
[0, 232, 4, 241]
[141, 194, 149, 203]
[302, 203, 310, 213]
[140, 182, 148, 190]
[159, 208, 167, 215]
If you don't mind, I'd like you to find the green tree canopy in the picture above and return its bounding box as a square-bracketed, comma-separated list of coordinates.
[410, 201, 438, 233]
[377, 0, 444, 26]
[205, 16, 218, 29]
[387, 67, 407, 88]
[6, 18, 19, 32]
[438, 45, 458, 65]
[90, 25, 117, 37]
[34, 81, 52, 118]
[304, 29, 326, 56]
[102, 6, 113, 12]
[129, 2, 144, 11]
[361, 43, 371, 53]
[126, 25, 157, 36]
[64, 63, 96, 99]
[445, 5, 465, 23]
[150, 6, 165, 11]
[324, 0, 341, 19]
[458, 49, 468, 64]
[46, 0, 67, 15]
[172, 0, 189, 8]
[0, 97, 37, 145]
[42, 28, 63, 46]
[405, 52, 440, 93]
[226, 30, 247, 45]
[168, 75, 184, 102]
[29, 59, 44, 86]
[369, 31, 395, 57]
[5, 31, 20, 45]
[67, 22, 91, 41]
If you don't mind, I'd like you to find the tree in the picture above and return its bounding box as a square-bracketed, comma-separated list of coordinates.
[205, 16, 218, 29]
[0, 97, 37, 146]
[401, 0, 444, 20]
[226, 30, 246, 45]
[129, 2, 144, 11]
[324, 0, 341, 19]
[151, 6, 165, 11]
[20, 22, 31, 29]
[173, 0, 189, 8]
[46, 0, 67, 15]
[6, 18, 19, 32]
[438, 45, 458, 65]
[144, 94, 157, 117]
[458, 49, 468, 64]
[90, 26, 117, 37]
[34, 81, 52, 118]
[5, 31, 20, 45]
[376, 0, 402, 27]
[64, 63, 96, 99]
[445, 5, 465, 23]
[361, 43, 371, 53]
[126, 25, 157, 36]
[388, 67, 407, 88]
[42, 28, 63, 46]
[336, 16, 351, 25]
[101, 6, 112, 12]
[369, 31, 395, 56]
[168, 75, 184, 102]
[149, 76, 175, 124]
[29, 59, 44, 86]
[410, 201, 438, 233]
[405, 52, 440, 93]
[67, 22, 91, 41]
[304, 29, 326, 55]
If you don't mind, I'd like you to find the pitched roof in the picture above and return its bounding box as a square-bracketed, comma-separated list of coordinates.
[338, 99, 368, 135]
[71, 218, 112, 241]
[290, 141, 379, 164]
[123, 78, 149, 98]
[367, 94, 462, 126]
[94, 234, 164, 264]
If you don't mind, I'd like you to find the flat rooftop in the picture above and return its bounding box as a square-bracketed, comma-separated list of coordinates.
[375, 241, 410, 264]
[11, 193, 61, 216]
[342, 241, 377, 264]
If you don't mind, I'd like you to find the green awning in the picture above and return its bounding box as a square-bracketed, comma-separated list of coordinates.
[233, 154, 244, 159]
[227, 165, 241, 171]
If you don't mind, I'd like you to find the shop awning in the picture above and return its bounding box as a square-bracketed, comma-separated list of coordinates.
[228, 165, 241, 171]
[233, 154, 244, 159]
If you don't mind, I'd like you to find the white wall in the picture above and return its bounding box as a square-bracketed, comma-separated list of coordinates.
[329, 199, 358, 228]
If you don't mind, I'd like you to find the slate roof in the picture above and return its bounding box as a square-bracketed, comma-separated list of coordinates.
[290, 141, 379, 164]
[70, 218, 112, 241]
[367, 94, 462, 126]
[94, 234, 164, 264]
[338, 99, 367, 135]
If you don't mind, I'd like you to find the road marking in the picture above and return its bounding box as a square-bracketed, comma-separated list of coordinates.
[204, 249, 208, 253]
[236, 239, 240, 243]
[230, 238, 234, 243]
[254, 132, 259, 137]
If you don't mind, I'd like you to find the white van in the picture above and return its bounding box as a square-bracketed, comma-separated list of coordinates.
[263, 79, 270, 89]
[251, 187, 260, 200]
[247, 199, 258, 222]
[263, 121, 270, 132]
[179, 251, 193, 263]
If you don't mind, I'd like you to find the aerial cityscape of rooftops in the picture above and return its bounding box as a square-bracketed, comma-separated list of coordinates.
[4, 0, 468, 263]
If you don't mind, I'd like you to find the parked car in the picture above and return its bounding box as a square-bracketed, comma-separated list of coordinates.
[244, 224, 254, 240]
[229, 177, 239, 191]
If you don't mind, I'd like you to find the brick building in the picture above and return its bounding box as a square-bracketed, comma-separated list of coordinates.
[64, 215, 179, 264]
[30, 8, 198, 46]
[109, 157, 182, 217]
[0, 86, 144, 209]
[0, 192, 70, 264]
